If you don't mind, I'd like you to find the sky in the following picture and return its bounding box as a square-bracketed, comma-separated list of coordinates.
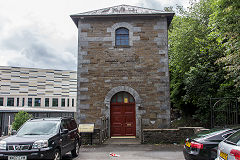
[0, 0, 190, 71]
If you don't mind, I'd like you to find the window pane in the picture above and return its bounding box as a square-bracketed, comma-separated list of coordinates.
[115, 28, 129, 46]
[17, 98, 19, 106]
[67, 98, 69, 107]
[52, 98, 58, 107]
[28, 98, 32, 107]
[7, 98, 14, 106]
[116, 40, 121, 45]
[117, 93, 123, 103]
[61, 98, 65, 107]
[129, 95, 134, 103]
[0, 97, 3, 106]
[116, 28, 129, 34]
[34, 98, 41, 107]
[45, 98, 49, 107]
[72, 99, 74, 107]
[111, 95, 117, 103]
[22, 98, 25, 106]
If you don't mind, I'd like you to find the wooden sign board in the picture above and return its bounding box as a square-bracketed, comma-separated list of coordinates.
[78, 124, 94, 133]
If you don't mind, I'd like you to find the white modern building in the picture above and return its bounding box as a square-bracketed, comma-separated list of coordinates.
[0, 66, 77, 136]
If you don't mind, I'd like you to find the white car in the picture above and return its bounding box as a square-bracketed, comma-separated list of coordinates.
[216, 129, 240, 160]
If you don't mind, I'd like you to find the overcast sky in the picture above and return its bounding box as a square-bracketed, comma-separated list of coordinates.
[0, 0, 190, 71]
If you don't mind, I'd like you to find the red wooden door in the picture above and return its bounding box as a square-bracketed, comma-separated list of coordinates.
[110, 92, 136, 137]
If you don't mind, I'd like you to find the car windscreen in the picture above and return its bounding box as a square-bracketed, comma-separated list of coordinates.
[17, 120, 60, 136]
[194, 129, 230, 138]
[225, 130, 240, 145]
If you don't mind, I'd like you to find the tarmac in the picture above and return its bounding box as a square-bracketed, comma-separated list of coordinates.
[0, 136, 185, 160]
[75, 138, 185, 160]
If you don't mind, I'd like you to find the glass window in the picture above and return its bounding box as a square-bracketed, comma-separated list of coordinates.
[28, 98, 32, 107]
[22, 98, 25, 106]
[72, 99, 74, 107]
[117, 93, 122, 103]
[34, 98, 41, 107]
[116, 28, 129, 46]
[7, 98, 14, 106]
[17, 98, 19, 106]
[111, 92, 135, 103]
[61, 98, 65, 107]
[67, 98, 69, 107]
[52, 98, 58, 107]
[45, 98, 49, 107]
[0, 97, 3, 106]
[17, 121, 60, 136]
[225, 130, 240, 145]
[111, 96, 117, 103]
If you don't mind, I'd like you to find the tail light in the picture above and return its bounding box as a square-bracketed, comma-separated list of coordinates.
[230, 149, 240, 160]
[191, 141, 203, 149]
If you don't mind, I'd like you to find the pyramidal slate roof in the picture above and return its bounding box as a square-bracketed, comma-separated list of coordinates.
[73, 4, 170, 16]
[70, 4, 174, 27]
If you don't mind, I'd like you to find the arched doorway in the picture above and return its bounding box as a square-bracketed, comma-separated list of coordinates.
[110, 91, 136, 137]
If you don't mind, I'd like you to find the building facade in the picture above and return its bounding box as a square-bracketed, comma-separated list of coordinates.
[71, 5, 174, 138]
[0, 66, 77, 136]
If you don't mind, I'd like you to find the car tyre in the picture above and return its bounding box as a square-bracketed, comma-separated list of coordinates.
[53, 149, 61, 160]
[71, 140, 80, 157]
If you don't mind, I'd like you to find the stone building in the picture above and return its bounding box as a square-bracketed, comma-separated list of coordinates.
[71, 5, 174, 138]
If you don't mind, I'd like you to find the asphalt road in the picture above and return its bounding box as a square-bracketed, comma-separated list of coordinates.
[69, 144, 185, 160]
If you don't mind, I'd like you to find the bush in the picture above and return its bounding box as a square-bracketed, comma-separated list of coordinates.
[12, 111, 32, 131]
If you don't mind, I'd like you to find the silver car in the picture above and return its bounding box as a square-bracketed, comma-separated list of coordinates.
[216, 129, 240, 160]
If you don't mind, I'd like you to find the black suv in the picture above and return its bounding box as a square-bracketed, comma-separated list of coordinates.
[0, 117, 80, 160]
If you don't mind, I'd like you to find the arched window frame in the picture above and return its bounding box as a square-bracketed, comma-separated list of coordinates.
[108, 22, 135, 47]
[115, 27, 129, 46]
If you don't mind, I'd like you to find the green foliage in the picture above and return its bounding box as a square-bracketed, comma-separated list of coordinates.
[210, 0, 240, 87]
[12, 111, 32, 131]
[169, 0, 239, 127]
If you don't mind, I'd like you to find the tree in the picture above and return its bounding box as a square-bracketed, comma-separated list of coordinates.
[209, 0, 240, 87]
[12, 111, 32, 131]
[168, 0, 239, 127]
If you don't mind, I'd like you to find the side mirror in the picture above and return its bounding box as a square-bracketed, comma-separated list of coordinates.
[11, 130, 17, 135]
[62, 129, 69, 134]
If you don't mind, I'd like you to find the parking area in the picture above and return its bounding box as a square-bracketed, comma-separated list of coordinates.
[71, 144, 185, 160]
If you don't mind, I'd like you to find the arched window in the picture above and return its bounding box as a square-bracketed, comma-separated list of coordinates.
[111, 92, 135, 103]
[115, 28, 129, 46]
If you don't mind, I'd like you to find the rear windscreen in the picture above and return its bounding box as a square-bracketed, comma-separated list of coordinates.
[225, 130, 240, 145]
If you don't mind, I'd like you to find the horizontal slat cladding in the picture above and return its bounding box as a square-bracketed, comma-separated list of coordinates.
[0, 66, 77, 98]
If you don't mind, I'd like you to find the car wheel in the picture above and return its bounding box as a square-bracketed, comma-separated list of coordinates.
[71, 140, 80, 157]
[53, 149, 61, 160]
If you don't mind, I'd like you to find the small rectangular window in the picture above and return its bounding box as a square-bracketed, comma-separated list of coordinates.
[67, 98, 69, 107]
[52, 98, 58, 107]
[17, 98, 19, 106]
[61, 98, 65, 107]
[72, 99, 74, 107]
[34, 98, 41, 107]
[45, 98, 49, 107]
[0, 97, 3, 106]
[7, 98, 14, 106]
[28, 98, 32, 107]
[22, 98, 25, 106]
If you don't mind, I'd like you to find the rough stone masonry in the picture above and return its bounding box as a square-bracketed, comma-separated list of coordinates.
[71, 5, 174, 138]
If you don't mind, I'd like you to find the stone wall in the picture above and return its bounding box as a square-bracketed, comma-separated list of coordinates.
[142, 127, 204, 144]
[76, 16, 171, 137]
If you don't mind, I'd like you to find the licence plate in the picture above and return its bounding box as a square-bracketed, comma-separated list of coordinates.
[220, 151, 228, 160]
[185, 141, 191, 148]
[8, 156, 27, 160]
